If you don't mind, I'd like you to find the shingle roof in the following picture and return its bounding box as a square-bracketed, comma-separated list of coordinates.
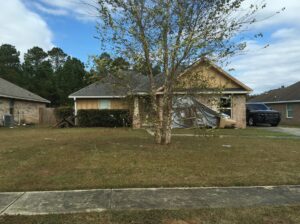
[250, 81, 300, 103]
[0, 77, 50, 103]
[70, 71, 148, 97]
[69, 59, 251, 98]
[69, 69, 186, 98]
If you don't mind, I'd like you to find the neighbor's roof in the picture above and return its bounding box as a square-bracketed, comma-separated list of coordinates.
[69, 59, 251, 98]
[0, 77, 50, 103]
[250, 81, 300, 103]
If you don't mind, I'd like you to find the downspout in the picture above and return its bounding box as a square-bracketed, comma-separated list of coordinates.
[74, 97, 77, 116]
[74, 97, 78, 126]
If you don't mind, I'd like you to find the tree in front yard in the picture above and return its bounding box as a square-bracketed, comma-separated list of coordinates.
[95, 0, 272, 144]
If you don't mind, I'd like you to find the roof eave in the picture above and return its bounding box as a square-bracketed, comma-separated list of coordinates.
[69, 95, 126, 99]
[252, 100, 300, 104]
[0, 94, 50, 104]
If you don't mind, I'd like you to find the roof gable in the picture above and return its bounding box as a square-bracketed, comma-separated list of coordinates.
[175, 59, 252, 92]
[69, 59, 251, 98]
[0, 77, 50, 103]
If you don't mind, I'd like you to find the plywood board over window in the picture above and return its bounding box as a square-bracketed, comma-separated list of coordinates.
[76, 99, 99, 110]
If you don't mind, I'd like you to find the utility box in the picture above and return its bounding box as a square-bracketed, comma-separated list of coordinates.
[3, 114, 14, 127]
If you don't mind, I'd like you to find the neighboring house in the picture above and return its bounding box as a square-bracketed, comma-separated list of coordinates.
[249, 81, 300, 126]
[0, 77, 50, 126]
[69, 59, 252, 128]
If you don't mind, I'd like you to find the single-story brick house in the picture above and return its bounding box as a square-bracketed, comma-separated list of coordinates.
[249, 81, 300, 126]
[0, 77, 50, 126]
[69, 59, 252, 128]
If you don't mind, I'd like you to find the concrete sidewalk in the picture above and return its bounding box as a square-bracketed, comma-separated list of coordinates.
[0, 186, 299, 215]
[146, 129, 300, 139]
[262, 127, 300, 137]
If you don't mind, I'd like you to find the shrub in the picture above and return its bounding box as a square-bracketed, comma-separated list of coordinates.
[77, 109, 132, 127]
[54, 106, 74, 120]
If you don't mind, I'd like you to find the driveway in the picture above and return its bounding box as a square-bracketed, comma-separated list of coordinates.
[264, 127, 300, 137]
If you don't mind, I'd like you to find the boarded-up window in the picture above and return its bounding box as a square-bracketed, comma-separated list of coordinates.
[99, 100, 111, 109]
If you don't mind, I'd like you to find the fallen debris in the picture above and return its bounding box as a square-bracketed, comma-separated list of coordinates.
[222, 144, 232, 148]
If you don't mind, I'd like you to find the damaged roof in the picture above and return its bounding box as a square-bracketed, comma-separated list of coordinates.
[69, 59, 251, 98]
[0, 77, 50, 103]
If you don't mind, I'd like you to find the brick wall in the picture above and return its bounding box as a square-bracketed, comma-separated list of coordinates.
[196, 94, 247, 128]
[0, 98, 10, 126]
[266, 103, 300, 126]
[0, 97, 46, 125]
[74, 95, 248, 129]
[232, 95, 246, 128]
[13, 100, 46, 124]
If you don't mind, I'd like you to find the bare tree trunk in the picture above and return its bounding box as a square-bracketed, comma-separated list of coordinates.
[164, 99, 172, 145]
[161, 91, 172, 145]
[154, 95, 163, 144]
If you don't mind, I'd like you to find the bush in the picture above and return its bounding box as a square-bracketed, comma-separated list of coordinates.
[77, 109, 132, 127]
[54, 106, 74, 120]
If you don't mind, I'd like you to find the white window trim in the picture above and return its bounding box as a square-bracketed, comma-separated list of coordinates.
[286, 104, 293, 119]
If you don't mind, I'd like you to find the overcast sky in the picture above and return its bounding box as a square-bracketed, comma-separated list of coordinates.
[0, 0, 299, 93]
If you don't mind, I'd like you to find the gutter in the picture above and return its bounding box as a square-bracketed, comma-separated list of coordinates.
[68, 96, 126, 99]
[259, 100, 300, 104]
[69, 90, 251, 99]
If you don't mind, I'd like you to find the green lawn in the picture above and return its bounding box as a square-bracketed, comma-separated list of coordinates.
[171, 127, 295, 137]
[1, 207, 300, 224]
[0, 127, 299, 191]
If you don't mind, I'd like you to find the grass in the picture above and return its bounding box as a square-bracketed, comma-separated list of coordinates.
[279, 125, 300, 128]
[1, 206, 300, 224]
[171, 127, 296, 137]
[0, 127, 299, 191]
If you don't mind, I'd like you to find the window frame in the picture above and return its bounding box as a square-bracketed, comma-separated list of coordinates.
[286, 104, 294, 119]
[9, 99, 14, 115]
[219, 95, 232, 118]
[99, 99, 111, 110]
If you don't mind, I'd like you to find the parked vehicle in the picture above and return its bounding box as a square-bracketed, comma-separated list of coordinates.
[246, 103, 281, 127]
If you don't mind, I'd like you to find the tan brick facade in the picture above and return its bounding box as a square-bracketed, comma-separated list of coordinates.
[0, 99, 10, 125]
[136, 94, 247, 129]
[0, 98, 47, 125]
[73, 62, 249, 129]
[231, 95, 246, 128]
[191, 94, 246, 128]
[266, 103, 300, 126]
